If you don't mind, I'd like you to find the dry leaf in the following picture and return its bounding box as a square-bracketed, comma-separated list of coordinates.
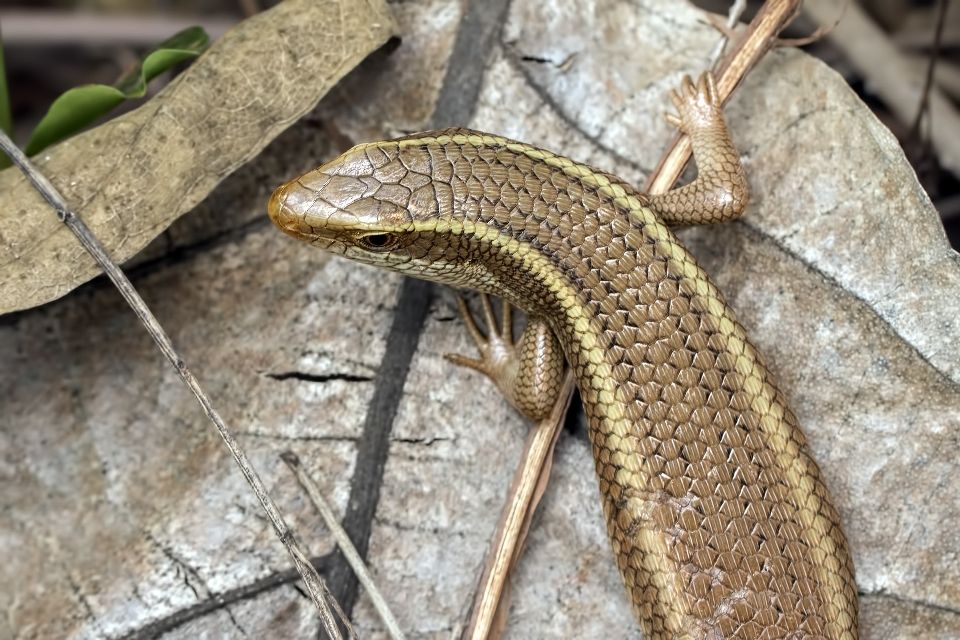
[2, 0, 959, 638]
[0, 0, 395, 315]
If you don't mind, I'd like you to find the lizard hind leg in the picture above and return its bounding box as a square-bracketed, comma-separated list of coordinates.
[444, 293, 565, 422]
[648, 71, 749, 226]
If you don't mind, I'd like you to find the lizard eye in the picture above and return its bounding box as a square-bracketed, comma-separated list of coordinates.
[358, 233, 400, 251]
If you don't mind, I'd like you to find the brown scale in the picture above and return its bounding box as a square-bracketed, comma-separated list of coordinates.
[268, 72, 859, 639]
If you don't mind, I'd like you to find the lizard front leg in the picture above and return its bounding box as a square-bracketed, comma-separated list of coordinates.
[445, 294, 565, 422]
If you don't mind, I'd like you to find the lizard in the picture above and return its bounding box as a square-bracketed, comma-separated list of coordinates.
[267, 72, 859, 639]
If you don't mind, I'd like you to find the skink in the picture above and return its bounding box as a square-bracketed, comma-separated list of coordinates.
[268, 72, 859, 639]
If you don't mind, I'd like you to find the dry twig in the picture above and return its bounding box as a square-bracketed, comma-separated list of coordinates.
[804, 0, 960, 175]
[282, 451, 406, 640]
[464, 372, 575, 639]
[909, 0, 950, 138]
[646, 0, 804, 195]
[0, 130, 352, 640]
[908, 55, 960, 102]
[708, 0, 748, 67]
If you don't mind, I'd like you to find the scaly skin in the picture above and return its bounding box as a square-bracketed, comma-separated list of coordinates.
[268, 73, 859, 639]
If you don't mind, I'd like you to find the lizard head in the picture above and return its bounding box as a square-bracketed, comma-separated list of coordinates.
[268, 130, 507, 292]
[269, 142, 414, 257]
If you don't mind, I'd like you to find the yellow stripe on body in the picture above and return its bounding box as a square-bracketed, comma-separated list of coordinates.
[661, 229, 853, 636]
[443, 213, 691, 634]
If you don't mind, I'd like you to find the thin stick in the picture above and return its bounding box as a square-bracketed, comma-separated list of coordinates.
[465, 372, 575, 640]
[281, 451, 406, 640]
[708, 0, 748, 68]
[0, 131, 349, 640]
[644, 0, 803, 195]
[909, 0, 950, 137]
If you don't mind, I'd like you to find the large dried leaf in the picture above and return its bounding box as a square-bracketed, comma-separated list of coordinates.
[0, 0, 395, 315]
[1, 0, 958, 638]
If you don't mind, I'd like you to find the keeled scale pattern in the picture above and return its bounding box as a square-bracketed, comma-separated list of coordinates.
[511, 315, 566, 421]
[269, 78, 859, 638]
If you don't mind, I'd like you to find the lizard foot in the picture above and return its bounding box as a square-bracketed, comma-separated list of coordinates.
[664, 71, 724, 135]
[445, 294, 563, 422]
[444, 293, 518, 385]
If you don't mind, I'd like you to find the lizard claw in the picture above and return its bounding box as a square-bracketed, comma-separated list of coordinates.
[664, 71, 722, 134]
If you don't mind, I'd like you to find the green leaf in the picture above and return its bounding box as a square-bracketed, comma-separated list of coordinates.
[23, 26, 209, 158]
[114, 26, 210, 97]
